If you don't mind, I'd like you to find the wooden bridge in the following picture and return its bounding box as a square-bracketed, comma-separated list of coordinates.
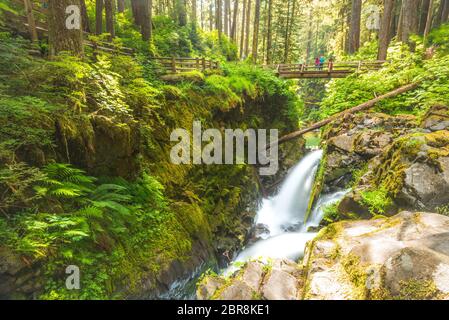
[274, 61, 387, 79]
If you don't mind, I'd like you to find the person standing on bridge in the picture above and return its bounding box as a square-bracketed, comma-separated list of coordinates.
[319, 56, 325, 70]
[315, 57, 320, 70]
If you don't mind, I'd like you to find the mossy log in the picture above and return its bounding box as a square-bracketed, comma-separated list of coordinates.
[275, 81, 421, 146]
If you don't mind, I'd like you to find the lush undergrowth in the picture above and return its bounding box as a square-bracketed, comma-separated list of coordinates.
[0, 31, 302, 299]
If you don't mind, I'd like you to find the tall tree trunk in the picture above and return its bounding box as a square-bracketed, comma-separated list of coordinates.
[192, 0, 197, 25]
[231, 0, 238, 42]
[306, 8, 313, 61]
[80, 0, 90, 33]
[389, 1, 399, 40]
[240, 0, 247, 58]
[104, 0, 116, 40]
[48, 0, 84, 56]
[400, 0, 419, 43]
[201, 0, 204, 29]
[285, 0, 296, 63]
[348, 0, 362, 54]
[344, 0, 351, 53]
[176, 0, 187, 26]
[424, 0, 434, 43]
[283, 0, 291, 63]
[442, 0, 449, 23]
[131, 0, 142, 26]
[217, 0, 223, 42]
[223, 0, 231, 36]
[252, 0, 260, 63]
[209, 0, 214, 31]
[266, 0, 273, 65]
[377, 0, 394, 60]
[96, 0, 104, 35]
[141, 0, 152, 41]
[419, 0, 431, 34]
[244, 0, 252, 57]
[23, 0, 38, 42]
[433, 0, 445, 27]
[117, 0, 125, 12]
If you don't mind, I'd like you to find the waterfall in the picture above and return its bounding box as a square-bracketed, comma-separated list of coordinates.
[225, 150, 349, 274]
[255, 149, 323, 236]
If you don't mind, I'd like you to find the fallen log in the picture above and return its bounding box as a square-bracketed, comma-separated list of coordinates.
[276, 81, 421, 146]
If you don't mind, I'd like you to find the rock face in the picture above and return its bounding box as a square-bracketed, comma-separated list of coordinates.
[321, 112, 416, 189]
[303, 212, 449, 300]
[197, 259, 303, 300]
[309, 105, 449, 220]
[199, 212, 449, 300]
[337, 129, 449, 217]
[0, 247, 42, 299]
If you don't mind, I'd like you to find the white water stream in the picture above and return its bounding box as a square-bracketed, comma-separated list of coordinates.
[226, 150, 348, 273]
[164, 150, 349, 298]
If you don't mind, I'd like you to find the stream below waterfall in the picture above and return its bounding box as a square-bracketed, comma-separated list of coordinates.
[162, 150, 349, 299]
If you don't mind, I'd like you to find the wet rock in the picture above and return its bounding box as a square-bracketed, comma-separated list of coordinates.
[197, 276, 226, 300]
[328, 134, 356, 153]
[421, 105, 449, 131]
[246, 224, 270, 246]
[262, 269, 298, 300]
[196, 258, 302, 300]
[397, 157, 449, 210]
[216, 281, 255, 300]
[353, 130, 393, 157]
[241, 261, 264, 291]
[302, 212, 449, 300]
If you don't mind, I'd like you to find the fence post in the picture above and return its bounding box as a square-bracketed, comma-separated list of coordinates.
[171, 57, 177, 73]
[202, 58, 206, 71]
[196, 57, 200, 70]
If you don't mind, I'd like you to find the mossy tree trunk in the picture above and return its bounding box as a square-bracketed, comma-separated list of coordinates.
[104, 0, 116, 40]
[348, 0, 362, 54]
[95, 0, 103, 35]
[377, 0, 394, 61]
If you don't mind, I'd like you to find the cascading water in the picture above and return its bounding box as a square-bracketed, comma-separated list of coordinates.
[165, 150, 349, 297]
[226, 150, 349, 274]
[255, 150, 323, 236]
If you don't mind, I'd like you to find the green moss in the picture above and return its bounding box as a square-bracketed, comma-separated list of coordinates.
[314, 222, 342, 241]
[360, 186, 393, 216]
[341, 253, 368, 299]
[397, 279, 439, 300]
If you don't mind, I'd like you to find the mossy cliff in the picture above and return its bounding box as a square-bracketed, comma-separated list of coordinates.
[0, 38, 304, 299]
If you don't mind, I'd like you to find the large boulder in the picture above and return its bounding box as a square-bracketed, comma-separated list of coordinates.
[303, 212, 449, 300]
[338, 130, 449, 218]
[198, 212, 449, 300]
[196, 259, 302, 300]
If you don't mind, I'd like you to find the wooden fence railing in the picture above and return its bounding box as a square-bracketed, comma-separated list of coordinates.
[4, 0, 135, 56]
[149, 57, 220, 74]
[275, 60, 387, 79]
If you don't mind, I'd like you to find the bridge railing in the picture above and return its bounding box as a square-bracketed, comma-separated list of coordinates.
[276, 60, 387, 73]
[149, 57, 219, 74]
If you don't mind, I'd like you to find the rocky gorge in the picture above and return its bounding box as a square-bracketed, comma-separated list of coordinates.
[197, 105, 449, 300]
